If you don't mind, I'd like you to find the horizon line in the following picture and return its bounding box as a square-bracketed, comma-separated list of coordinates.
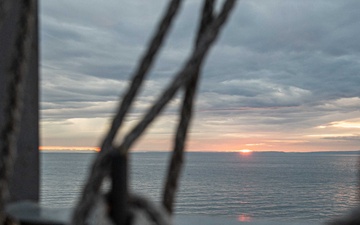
[39, 146, 360, 153]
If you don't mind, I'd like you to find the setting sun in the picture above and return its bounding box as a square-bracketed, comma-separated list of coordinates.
[239, 149, 253, 155]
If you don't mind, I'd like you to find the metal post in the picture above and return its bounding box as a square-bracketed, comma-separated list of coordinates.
[0, 0, 39, 203]
[109, 153, 128, 225]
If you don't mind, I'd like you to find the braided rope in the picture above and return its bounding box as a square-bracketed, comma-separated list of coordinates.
[101, 0, 182, 152]
[72, 0, 236, 224]
[71, 1, 183, 224]
[0, 1, 35, 224]
[162, 0, 215, 214]
[118, 0, 236, 153]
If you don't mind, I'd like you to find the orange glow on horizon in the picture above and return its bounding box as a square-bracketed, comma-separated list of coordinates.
[39, 146, 100, 152]
[238, 149, 253, 155]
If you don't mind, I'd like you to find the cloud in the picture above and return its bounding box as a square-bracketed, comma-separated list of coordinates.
[322, 135, 360, 141]
[40, 0, 360, 151]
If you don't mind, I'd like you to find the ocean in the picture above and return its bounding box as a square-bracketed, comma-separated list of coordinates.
[41, 151, 359, 223]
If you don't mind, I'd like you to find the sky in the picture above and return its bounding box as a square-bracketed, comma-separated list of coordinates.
[39, 0, 360, 152]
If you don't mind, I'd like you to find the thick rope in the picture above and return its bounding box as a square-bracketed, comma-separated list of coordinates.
[118, 0, 237, 154]
[162, 0, 215, 214]
[71, 1, 183, 224]
[72, 0, 236, 224]
[0, 1, 35, 224]
[101, 0, 182, 152]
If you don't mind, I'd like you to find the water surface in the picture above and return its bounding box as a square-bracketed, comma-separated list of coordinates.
[41, 151, 359, 222]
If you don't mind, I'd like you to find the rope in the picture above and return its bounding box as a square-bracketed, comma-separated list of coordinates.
[101, 0, 182, 152]
[72, 0, 236, 224]
[162, 0, 215, 214]
[0, 1, 35, 224]
[118, 0, 236, 153]
[72, 1, 183, 224]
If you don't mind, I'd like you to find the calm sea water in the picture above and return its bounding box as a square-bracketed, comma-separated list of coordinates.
[41, 151, 359, 222]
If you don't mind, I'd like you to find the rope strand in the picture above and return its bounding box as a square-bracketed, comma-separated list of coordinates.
[162, 0, 215, 214]
[101, 0, 183, 151]
[72, 1, 183, 224]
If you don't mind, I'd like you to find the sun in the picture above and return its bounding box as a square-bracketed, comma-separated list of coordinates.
[238, 149, 253, 155]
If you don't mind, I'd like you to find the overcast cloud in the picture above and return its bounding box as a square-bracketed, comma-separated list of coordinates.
[40, 0, 360, 151]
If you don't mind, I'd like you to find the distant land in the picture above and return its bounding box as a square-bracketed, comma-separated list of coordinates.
[295, 150, 360, 155]
[40, 149, 360, 155]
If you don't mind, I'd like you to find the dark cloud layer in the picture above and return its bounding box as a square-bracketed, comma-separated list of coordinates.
[40, 0, 360, 151]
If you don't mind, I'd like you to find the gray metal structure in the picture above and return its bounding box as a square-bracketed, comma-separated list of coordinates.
[0, 0, 39, 203]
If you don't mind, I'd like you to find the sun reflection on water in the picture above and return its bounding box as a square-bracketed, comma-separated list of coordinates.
[237, 214, 252, 222]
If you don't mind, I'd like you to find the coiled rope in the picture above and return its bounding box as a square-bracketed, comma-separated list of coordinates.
[0, 1, 35, 224]
[72, 0, 237, 224]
